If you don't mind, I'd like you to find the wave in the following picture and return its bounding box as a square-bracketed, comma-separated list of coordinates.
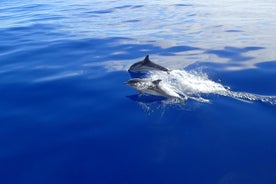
[136, 69, 276, 105]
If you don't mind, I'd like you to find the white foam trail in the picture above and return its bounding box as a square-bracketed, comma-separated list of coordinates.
[145, 69, 276, 105]
[226, 91, 276, 105]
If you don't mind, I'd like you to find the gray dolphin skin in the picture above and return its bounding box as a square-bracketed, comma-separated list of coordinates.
[124, 78, 179, 98]
[128, 55, 169, 73]
[125, 78, 164, 96]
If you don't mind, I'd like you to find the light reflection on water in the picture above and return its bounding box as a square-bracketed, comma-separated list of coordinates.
[1, 1, 276, 184]
[1, 0, 275, 84]
[1, 0, 276, 73]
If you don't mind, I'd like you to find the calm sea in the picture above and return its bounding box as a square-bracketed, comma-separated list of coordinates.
[1, 0, 276, 183]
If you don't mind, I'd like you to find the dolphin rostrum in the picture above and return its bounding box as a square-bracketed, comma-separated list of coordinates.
[124, 78, 186, 99]
[128, 55, 169, 73]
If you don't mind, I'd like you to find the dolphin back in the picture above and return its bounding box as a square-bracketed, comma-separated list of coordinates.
[128, 55, 169, 73]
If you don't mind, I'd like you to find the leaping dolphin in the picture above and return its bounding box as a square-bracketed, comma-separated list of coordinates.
[124, 78, 186, 100]
[128, 55, 169, 73]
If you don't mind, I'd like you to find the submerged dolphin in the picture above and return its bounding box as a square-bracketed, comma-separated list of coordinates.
[124, 78, 185, 99]
[128, 55, 169, 73]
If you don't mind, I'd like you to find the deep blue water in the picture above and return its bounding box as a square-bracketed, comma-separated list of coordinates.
[1, 0, 276, 183]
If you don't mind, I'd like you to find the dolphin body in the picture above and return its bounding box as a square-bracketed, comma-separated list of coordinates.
[124, 78, 186, 100]
[128, 55, 169, 73]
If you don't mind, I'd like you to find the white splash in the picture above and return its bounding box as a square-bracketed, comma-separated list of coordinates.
[143, 69, 276, 105]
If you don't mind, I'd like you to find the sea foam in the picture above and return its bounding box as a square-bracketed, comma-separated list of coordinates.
[143, 69, 276, 105]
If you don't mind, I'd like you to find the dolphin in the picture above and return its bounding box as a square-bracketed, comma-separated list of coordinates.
[128, 55, 169, 73]
[124, 78, 186, 100]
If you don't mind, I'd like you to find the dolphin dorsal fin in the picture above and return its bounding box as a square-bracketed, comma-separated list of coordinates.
[143, 55, 151, 63]
[152, 79, 162, 85]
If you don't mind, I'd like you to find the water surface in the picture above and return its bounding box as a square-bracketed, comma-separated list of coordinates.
[1, 0, 276, 184]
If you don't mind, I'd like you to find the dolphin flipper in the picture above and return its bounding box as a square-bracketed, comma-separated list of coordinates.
[152, 79, 162, 85]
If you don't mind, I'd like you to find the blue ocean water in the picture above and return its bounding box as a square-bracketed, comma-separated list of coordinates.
[1, 0, 276, 183]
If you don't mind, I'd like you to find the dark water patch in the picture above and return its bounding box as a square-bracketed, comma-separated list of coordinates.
[0, 71, 129, 122]
[219, 68, 276, 95]
[0, 3, 51, 12]
[114, 5, 133, 9]
[123, 19, 141, 23]
[206, 46, 264, 62]
[29, 14, 65, 22]
[113, 5, 144, 10]
[226, 29, 244, 33]
[255, 60, 276, 71]
[244, 46, 265, 51]
[160, 46, 201, 55]
[1, 23, 59, 39]
[188, 13, 196, 17]
[127, 94, 167, 104]
[18, 3, 51, 10]
[89, 9, 113, 14]
[0, 44, 15, 54]
[88, 5, 143, 15]
[132, 5, 144, 9]
[174, 4, 193, 7]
